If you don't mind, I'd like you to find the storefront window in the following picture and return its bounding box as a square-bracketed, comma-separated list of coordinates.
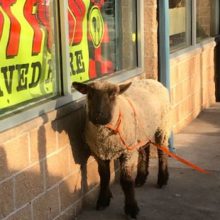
[0, 0, 59, 116]
[68, 0, 137, 83]
[169, 0, 191, 52]
[0, 0, 141, 131]
[169, 0, 220, 53]
[197, 0, 219, 42]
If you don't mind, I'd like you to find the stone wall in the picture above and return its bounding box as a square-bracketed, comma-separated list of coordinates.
[0, 1, 217, 219]
[0, 1, 159, 218]
[0, 104, 109, 219]
[170, 41, 216, 133]
[144, 0, 158, 79]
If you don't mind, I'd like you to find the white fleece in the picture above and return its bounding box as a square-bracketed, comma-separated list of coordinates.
[84, 79, 171, 160]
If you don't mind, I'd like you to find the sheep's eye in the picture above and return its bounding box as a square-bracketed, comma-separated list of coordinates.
[109, 91, 116, 99]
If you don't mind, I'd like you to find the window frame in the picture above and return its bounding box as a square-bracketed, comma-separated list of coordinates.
[0, 0, 145, 132]
[169, 0, 192, 52]
[213, 0, 220, 35]
[170, 0, 220, 55]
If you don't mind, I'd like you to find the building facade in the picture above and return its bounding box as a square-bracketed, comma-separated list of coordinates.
[0, 0, 219, 219]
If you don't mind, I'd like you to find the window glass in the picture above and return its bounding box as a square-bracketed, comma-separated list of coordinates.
[197, 0, 219, 42]
[68, 0, 137, 83]
[169, 0, 191, 52]
[0, 0, 59, 116]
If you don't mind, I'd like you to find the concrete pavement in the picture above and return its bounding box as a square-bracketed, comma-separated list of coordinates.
[77, 104, 220, 220]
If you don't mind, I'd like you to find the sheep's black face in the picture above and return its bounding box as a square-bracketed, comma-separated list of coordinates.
[72, 81, 132, 125]
[87, 88, 117, 125]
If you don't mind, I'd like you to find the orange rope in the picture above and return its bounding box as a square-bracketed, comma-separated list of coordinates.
[148, 140, 210, 175]
[105, 98, 210, 175]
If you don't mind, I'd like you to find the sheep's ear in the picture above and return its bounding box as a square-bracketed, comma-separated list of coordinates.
[119, 82, 132, 94]
[72, 82, 89, 94]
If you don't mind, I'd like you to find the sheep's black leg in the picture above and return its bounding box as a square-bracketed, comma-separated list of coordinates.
[96, 159, 112, 210]
[135, 144, 150, 187]
[119, 154, 139, 219]
[155, 130, 169, 188]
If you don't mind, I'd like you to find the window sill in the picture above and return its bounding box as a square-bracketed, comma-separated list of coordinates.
[170, 37, 216, 60]
[0, 67, 144, 132]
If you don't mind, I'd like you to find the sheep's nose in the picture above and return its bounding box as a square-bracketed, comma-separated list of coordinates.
[95, 112, 103, 120]
[90, 112, 110, 125]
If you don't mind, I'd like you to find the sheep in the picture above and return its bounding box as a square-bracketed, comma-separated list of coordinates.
[72, 79, 171, 219]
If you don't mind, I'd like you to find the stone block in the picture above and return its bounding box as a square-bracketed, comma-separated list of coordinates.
[15, 163, 44, 208]
[30, 122, 57, 163]
[59, 171, 82, 211]
[0, 179, 14, 219]
[0, 133, 29, 181]
[32, 187, 60, 220]
[46, 147, 70, 189]
[7, 205, 31, 220]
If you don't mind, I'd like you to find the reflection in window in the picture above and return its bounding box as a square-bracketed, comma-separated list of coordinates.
[118, 0, 137, 71]
[197, 0, 219, 42]
[0, 0, 58, 116]
[68, 0, 138, 83]
[169, 0, 191, 52]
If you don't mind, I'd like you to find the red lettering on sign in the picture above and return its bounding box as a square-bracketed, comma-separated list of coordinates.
[91, 0, 105, 8]
[23, 0, 43, 55]
[0, 0, 21, 57]
[0, 11, 4, 40]
[0, 0, 52, 57]
[37, 0, 52, 51]
[68, 0, 86, 45]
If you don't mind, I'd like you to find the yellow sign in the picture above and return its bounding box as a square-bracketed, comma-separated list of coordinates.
[68, 0, 90, 83]
[0, 0, 113, 112]
[89, 6, 104, 48]
[68, 0, 107, 82]
[0, 0, 54, 112]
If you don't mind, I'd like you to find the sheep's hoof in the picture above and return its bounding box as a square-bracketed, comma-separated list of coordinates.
[125, 202, 140, 219]
[96, 191, 112, 210]
[135, 174, 147, 187]
[157, 171, 169, 188]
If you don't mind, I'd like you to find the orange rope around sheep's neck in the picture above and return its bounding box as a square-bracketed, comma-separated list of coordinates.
[105, 97, 210, 175]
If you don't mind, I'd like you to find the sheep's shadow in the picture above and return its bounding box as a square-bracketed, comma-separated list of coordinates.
[53, 102, 91, 196]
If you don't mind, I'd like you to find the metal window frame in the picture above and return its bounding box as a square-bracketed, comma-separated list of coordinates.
[0, 0, 145, 132]
[191, 0, 197, 46]
[169, 0, 194, 53]
[158, 0, 175, 152]
[187, 0, 194, 46]
[212, 0, 220, 35]
[215, 0, 220, 35]
[170, 0, 219, 55]
[159, 0, 171, 89]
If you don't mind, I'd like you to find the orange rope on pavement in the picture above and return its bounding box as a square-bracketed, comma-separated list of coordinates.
[148, 140, 210, 175]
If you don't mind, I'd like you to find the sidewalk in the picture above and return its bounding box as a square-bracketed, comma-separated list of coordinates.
[77, 104, 220, 220]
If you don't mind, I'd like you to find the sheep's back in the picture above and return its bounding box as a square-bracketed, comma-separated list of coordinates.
[85, 79, 171, 160]
[122, 80, 170, 142]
